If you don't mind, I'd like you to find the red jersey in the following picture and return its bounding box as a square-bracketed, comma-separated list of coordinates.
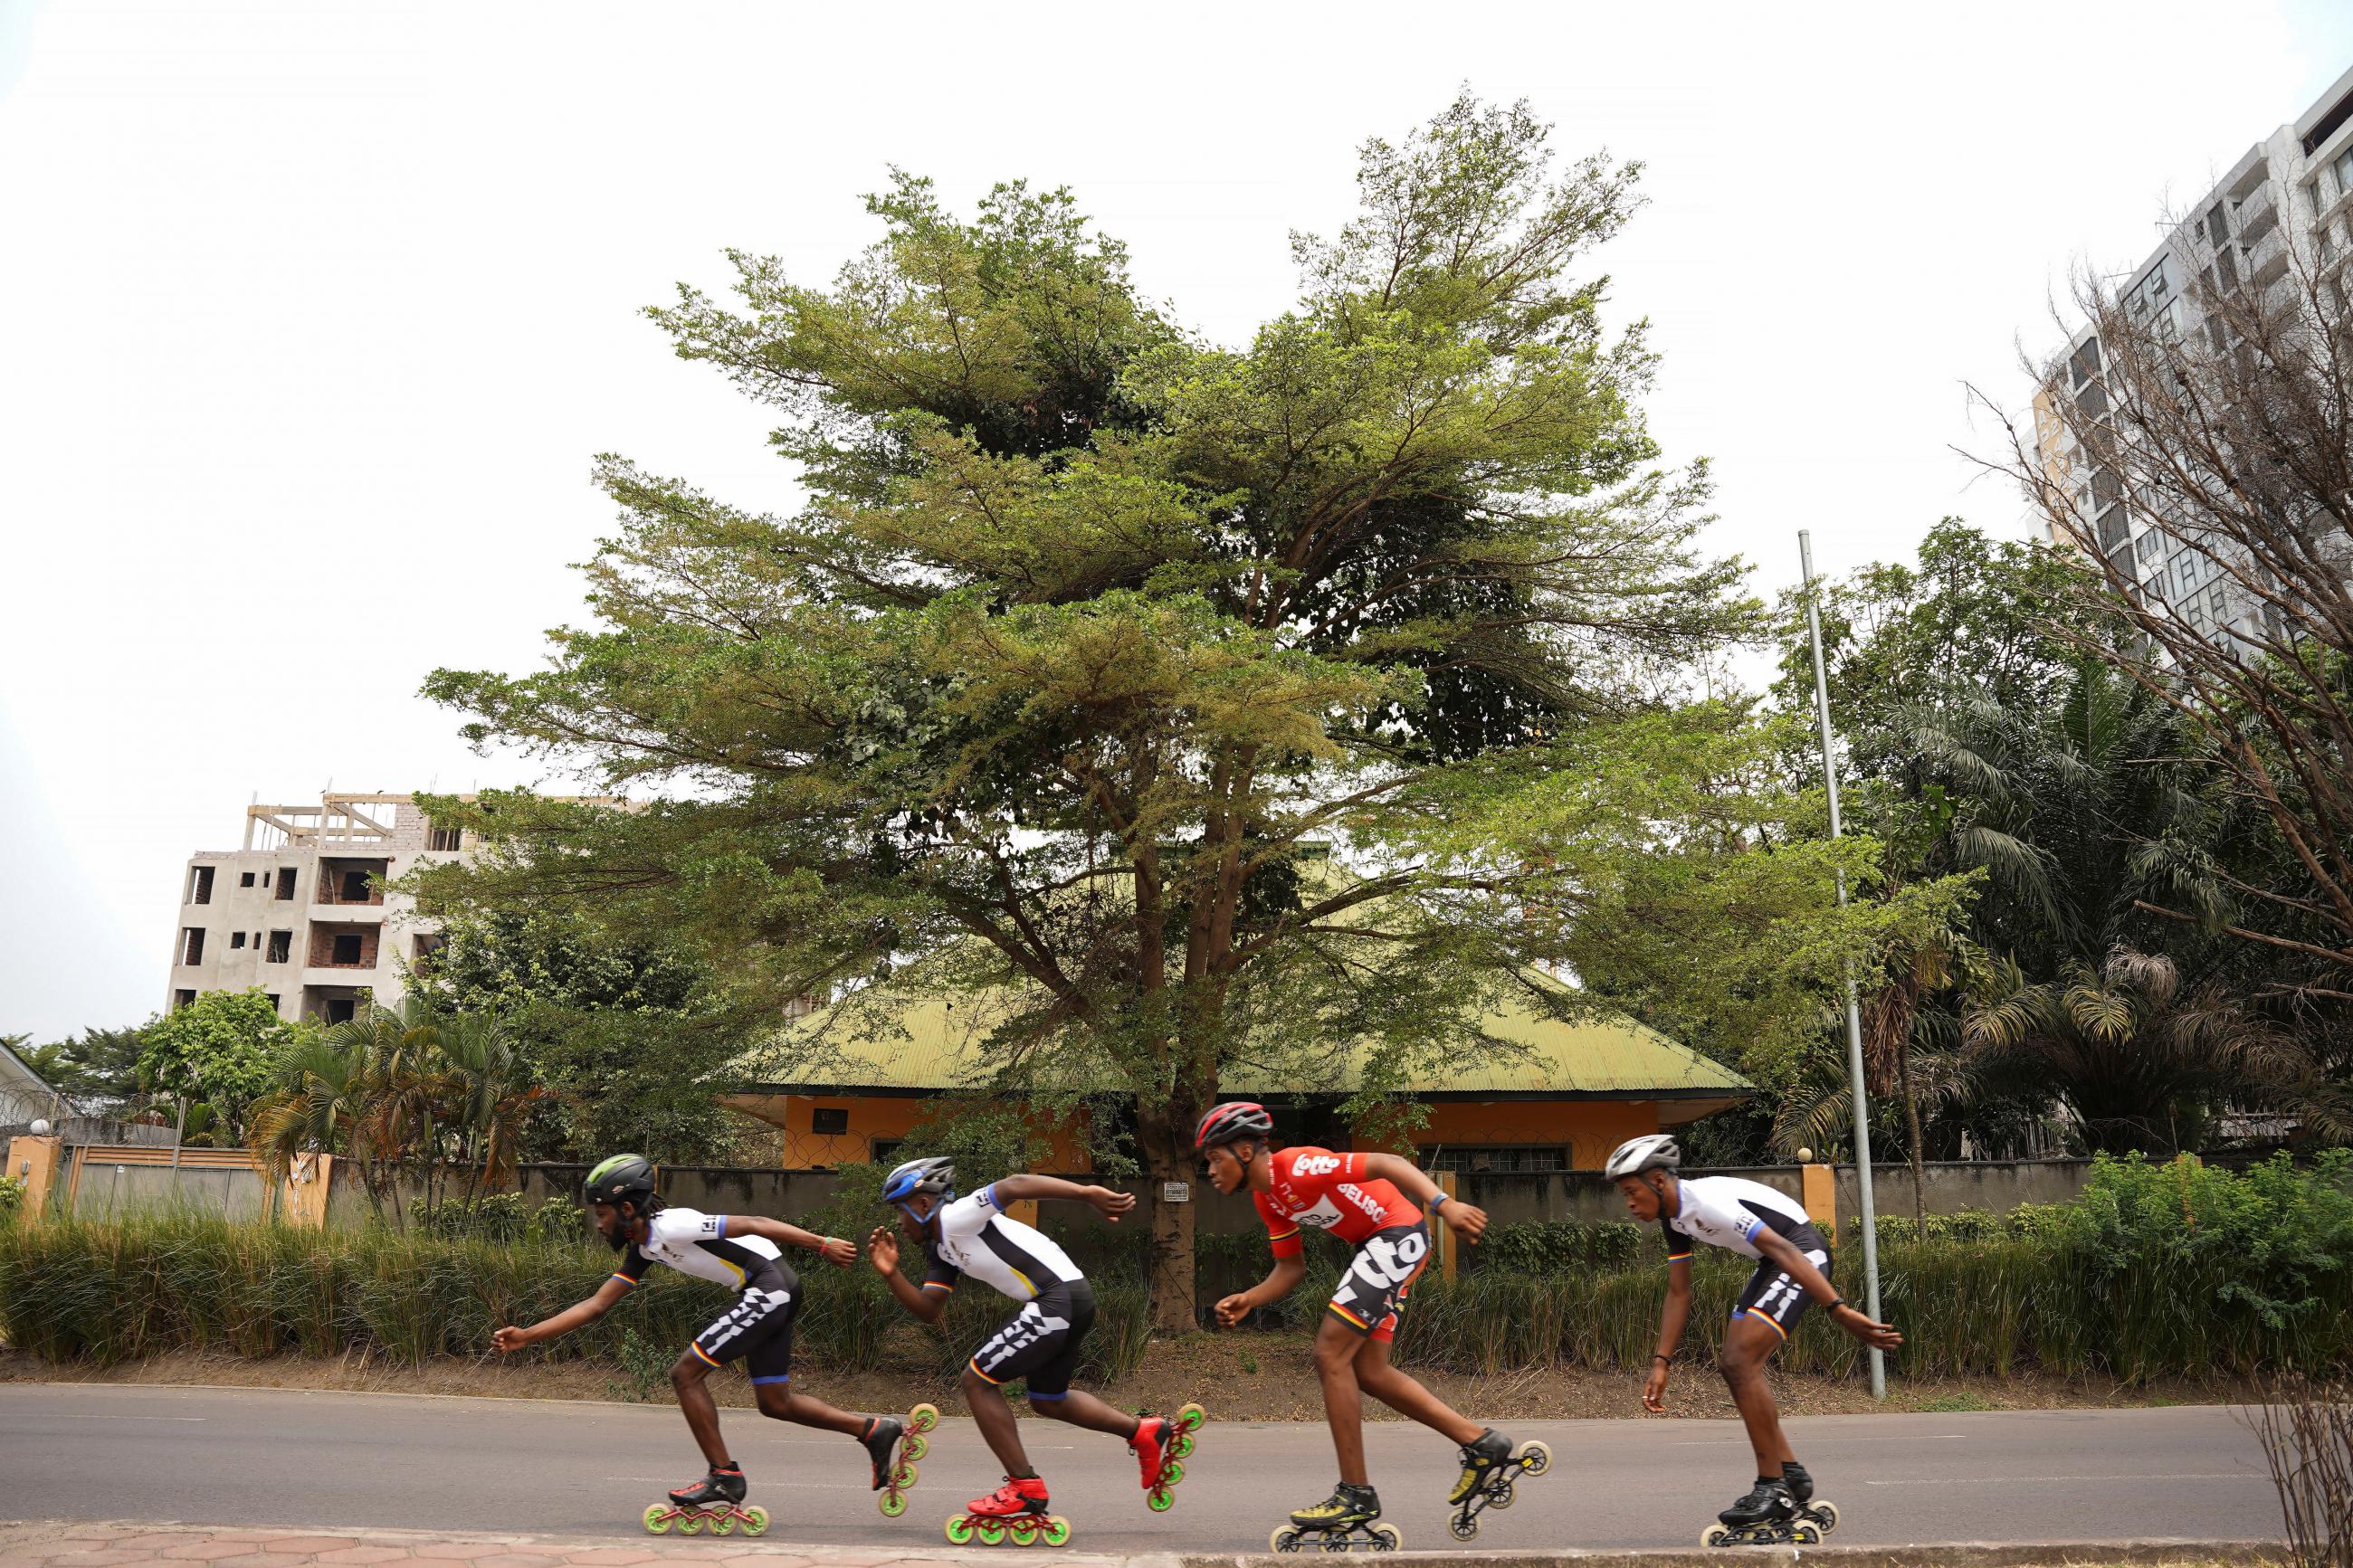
[1253, 1146, 1423, 1256]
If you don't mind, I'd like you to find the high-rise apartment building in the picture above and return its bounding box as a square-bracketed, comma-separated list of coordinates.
[167, 792, 470, 1025]
[2034, 64, 2353, 647]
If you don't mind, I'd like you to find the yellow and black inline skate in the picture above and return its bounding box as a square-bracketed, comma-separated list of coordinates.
[1444, 1427, 1553, 1541]
[1270, 1482, 1401, 1553]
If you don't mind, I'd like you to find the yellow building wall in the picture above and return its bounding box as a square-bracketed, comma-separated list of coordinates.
[726, 1093, 1096, 1172]
[1361, 1099, 1659, 1170]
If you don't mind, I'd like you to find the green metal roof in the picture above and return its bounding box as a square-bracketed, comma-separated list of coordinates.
[743, 974, 1748, 1102]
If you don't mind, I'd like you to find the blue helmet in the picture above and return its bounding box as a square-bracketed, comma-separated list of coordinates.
[881, 1155, 955, 1207]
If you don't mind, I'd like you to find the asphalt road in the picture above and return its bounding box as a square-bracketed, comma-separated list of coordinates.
[0, 1383, 2282, 1553]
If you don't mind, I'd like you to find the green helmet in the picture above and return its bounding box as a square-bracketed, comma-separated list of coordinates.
[584, 1154, 657, 1212]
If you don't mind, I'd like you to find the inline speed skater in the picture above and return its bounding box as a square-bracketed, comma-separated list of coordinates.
[1607, 1134, 1902, 1546]
[491, 1155, 932, 1535]
[1198, 1102, 1548, 1552]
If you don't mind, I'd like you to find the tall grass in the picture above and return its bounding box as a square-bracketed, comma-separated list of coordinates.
[5, 1153, 2344, 1387]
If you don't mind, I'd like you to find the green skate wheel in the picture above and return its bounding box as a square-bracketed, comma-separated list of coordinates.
[707, 1514, 736, 1536]
[1007, 1517, 1040, 1547]
[1147, 1485, 1175, 1512]
[643, 1505, 672, 1535]
[976, 1518, 1006, 1546]
[945, 1515, 975, 1545]
[1270, 1526, 1301, 1553]
[1174, 1402, 1205, 1432]
[1169, 1431, 1195, 1459]
[1043, 1516, 1072, 1548]
[742, 1506, 769, 1536]
[908, 1402, 939, 1434]
[880, 1488, 909, 1518]
[1518, 1440, 1551, 1477]
[904, 1431, 929, 1462]
[1700, 1525, 1729, 1548]
[891, 1459, 919, 1488]
[1160, 1459, 1184, 1486]
[676, 1513, 704, 1535]
[1369, 1522, 1402, 1552]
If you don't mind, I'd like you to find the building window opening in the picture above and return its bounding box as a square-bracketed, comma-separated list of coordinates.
[340, 869, 371, 902]
[174, 989, 196, 1011]
[181, 927, 205, 965]
[230, 931, 247, 950]
[239, 871, 256, 888]
[331, 933, 364, 965]
[811, 1107, 850, 1136]
[325, 999, 357, 1025]
[427, 822, 462, 852]
[188, 866, 215, 905]
[266, 930, 292, 964]
[275, 868, 297, 900]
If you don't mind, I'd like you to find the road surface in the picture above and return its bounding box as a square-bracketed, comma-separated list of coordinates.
[0, 1383, 2281, 1552]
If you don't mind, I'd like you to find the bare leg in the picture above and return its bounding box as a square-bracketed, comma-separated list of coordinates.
[965, 1364, 1034, 1478]
[1719, 1316, 1792, 1477]
[1312, 1315, 1372, 1487]
[671, 1354, 730, 1468]
[755, 1383, 872, 1439]
[1353, 1335, 1482, 1447]
[1031, 1389, 1140, 1440]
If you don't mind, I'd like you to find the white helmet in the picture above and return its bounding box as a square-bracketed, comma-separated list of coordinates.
[1605, 1134, 1681, 1180]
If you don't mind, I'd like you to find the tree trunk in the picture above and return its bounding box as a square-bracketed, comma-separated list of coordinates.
[1893, 1040, 1928, 1240]
[1135, 1105, 1198, 1335]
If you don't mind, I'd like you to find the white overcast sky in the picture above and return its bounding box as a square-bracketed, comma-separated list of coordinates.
[4, 2, 2348, 1041]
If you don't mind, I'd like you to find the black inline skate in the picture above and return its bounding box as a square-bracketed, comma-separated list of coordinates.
[1780, 1460, 1841, 1536]
[1271, 1482, 1400, 1553]
[1444, 1427, 1554, 1541]
[1700, 1478, 1819, 1547]
[645, 1463, 767, 1537]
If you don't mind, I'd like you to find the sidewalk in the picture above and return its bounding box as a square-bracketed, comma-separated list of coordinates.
[0, 1522, 2280, 1568]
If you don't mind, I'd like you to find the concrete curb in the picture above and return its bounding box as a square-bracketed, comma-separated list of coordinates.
[1180, 1544, 2282, 1568]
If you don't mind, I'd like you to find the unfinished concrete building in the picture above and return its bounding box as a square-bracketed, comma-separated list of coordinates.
[166, 793, 472, 1025]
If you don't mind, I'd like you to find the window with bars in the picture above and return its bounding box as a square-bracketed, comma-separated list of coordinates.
[1419, 1145, 1568, 1174]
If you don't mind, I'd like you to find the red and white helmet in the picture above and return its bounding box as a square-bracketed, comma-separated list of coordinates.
[1194, 1101, 1274, 1151]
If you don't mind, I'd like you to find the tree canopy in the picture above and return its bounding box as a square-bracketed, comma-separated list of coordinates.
[423, 94, 1941, 1324]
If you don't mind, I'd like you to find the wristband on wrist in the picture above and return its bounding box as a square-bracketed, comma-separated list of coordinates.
[1430, 1191, 1449, 1208]
[1826, 1297, 1847, 1313]
[1652, 1352, 1672, 1364]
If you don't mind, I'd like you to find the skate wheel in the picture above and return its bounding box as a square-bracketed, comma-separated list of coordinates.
[1271, 1526, 1302, 1554]
[1517, 1440, 1551, 1477]
[945, 1515, 976, 1546]
[1369, 1523, 1402, 1553]
[1169, 1431, 1195, 1459]
[1147, 1485, 1175, 1513]
[676, 1513, 705, 1536]
[742, 1506, 769, 1536]
[643, 1506, 672, 1535]
[1700, 1525, 1730, 1548]
[1448, 1516, 1480, 1542]
[1809, 1501, 1841, 1534]
[708, 1513, 737, 1537]
[1007, 1517, 1040, 1547]
[1043, 1516, 1072, 1548]
[909, 1402, 940, 1434]
[892, 1459, 919, 1488]
[880, 1488, 910, 1518]
[1793, 1523, 1822, 1545]
[1174, 1401, 1206, 1433]
[904, 1431, 930, 1462]
[976, 1518, 1006, 1546]
[1489, 1481, 1514, 1510]
[1160, 1458, 1185, 1487]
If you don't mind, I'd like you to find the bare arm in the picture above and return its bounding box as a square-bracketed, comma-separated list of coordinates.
[493, 1275, 631, 1353]
[1754, 1228, 1902, 1348]
[1214, 1253, 1307, 1328]
[726, 1215, 855, 1268]
[1642, 1257, 1694, 1411]
[1358, 1153, 1487, 1241]
[990, 1174, 1136, 1221]
[867, 1226, 948, 1324]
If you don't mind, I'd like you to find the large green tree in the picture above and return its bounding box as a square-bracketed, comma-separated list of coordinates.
[424, 95, 1936, 1326]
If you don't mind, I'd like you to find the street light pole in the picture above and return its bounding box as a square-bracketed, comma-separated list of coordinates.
[1798, 530, 1887, 1401]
